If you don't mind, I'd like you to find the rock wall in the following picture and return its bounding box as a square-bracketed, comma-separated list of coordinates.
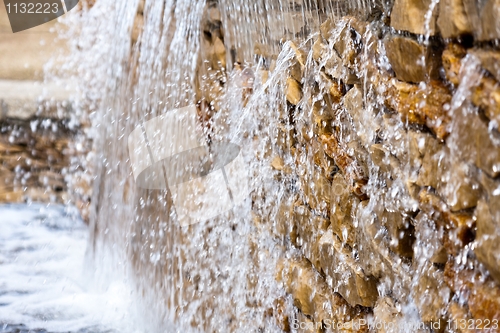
[86, 0, 500, 331]
[181, 0, 500, 330]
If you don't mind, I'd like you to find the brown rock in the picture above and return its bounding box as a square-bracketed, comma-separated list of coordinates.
[318, 229, 379, 307]
[437, 0, 479, 38]
[281, 257, 358, 323]
[289, 41, 307, 83]
[447, 302, 473, 333]
[302, 171, 332, 214]
[275, 194, 296, 238]
[412, 265, 450, 323]
[320, 134, 368, 199]
[373, 298, 400, 333]
[474, 200, 500, 284]
[213, 37, 226, 68]
[470, 75, 500, 125]
[292, 204, 329, 271]
[389, 80, 452, 140]
[436, 159, 482, 212]
[384, 36, 442, 83]
[273, 298, 291, 332]
[442, 43, 466, 85]
[333, 23, 362, 69]
[415, 135, 444, 189]
[476, 0, 500, 41]
[437, 0, 500, 41]
[390, 0, 438, 35]
[455, 108, 500, 178]
[131, 13, 144, 44]
[468, 283, 500, 322]
[330, 173, 359, 247]
[471, 48, 500, 83]
[286, 77, 302, 105]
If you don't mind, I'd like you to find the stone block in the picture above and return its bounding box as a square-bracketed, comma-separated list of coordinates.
[281, 257, 358, 324]
[474, 200, 500, 284]
[286, 77, 302, 105]
[318, 229, 379, 307]
[412, 265, 450, 323]
[471, 48, 500, 83]
[292, 204, 330, 271]
[330, 173, 359, 247]
[384, 36, 442, 83]
[390, 0, 438, 35]
[388, 80, 452, 140]
[437, 0, 500, 41]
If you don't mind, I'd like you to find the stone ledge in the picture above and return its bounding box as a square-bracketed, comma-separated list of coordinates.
[0, 80, 78, 120]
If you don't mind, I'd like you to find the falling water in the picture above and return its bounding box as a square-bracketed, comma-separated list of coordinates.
[36, 0, 500, 332]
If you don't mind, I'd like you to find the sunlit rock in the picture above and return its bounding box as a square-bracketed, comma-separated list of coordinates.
[384, 36, 442, 83]
[475, 200, 500, 284]
[318, 229, 379, 307]
[330, 173, 359, 247]
[390, 0, 438, 35]
[286, 77, 302, 105]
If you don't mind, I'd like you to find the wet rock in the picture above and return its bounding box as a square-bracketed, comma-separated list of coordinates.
[272, 297, 291, 332]
[131, 13, 144, 44]
[442, 43, 466, 86]
[419, 189, 475, 255]
[213, 37, 226, 68]
[384, 36, 441, 83]
[302, 171, 332, 214]
[289, 41, 307, 83]
[286, 77, 302, 105]
[470, 75, 500, 125]
[275, 194, 296, 239]
[292, 204, 329, 271]
[468, 282, 500, 322]
[447, 302, 473, 333]
[318, 229, 379, 307]
[373, 297, 400, 333]
[474, 200, 500, 284]
[390, 0, 438, 35]
[453, 108, 500, 178]
[470, 48, 500, 83]
[477, 0, 500, 41]
[330, 173, 359, 247]
[437, 0, 479, 39]
[344, 84, 377, 146]
[412, 265, 450, 324]
[436, 159, 482, 212]
[369, 143, 400, 175]
[388, 80, 452, 140]
[375, 206, 415, 258]
[280, 257, 358, 324]
[320, 134, 368, 200]
[415, 134, 443, 189]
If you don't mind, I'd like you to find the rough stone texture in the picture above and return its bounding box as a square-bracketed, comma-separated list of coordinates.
[384, 36, 442, 83]
[437, 0, 500, 40]
[390, 0, 438, 35]
[84, 0, 500, 330]
[475, 200, 500, 284]
[318, 229, 379, 307]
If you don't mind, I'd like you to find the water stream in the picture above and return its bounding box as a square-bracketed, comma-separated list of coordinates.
[4, 0, 497, 332]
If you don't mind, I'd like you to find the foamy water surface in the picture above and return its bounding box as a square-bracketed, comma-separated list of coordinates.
[0, 204, 141, 333]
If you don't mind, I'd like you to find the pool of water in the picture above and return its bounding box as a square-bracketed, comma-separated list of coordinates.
[0, 204, 141, 333]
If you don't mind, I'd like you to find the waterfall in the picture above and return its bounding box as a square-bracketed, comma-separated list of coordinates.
[55, 0, 500, 332]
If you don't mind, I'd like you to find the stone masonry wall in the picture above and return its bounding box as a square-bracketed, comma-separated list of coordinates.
[126, 0, 500, 331]
[213, 1, 498, 331]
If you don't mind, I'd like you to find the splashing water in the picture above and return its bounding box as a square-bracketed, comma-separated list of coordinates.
[33, 0, 500, 332]
[0, 204, 143, 333]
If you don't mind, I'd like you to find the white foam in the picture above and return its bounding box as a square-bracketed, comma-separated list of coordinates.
[0, 204, 140, 333]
